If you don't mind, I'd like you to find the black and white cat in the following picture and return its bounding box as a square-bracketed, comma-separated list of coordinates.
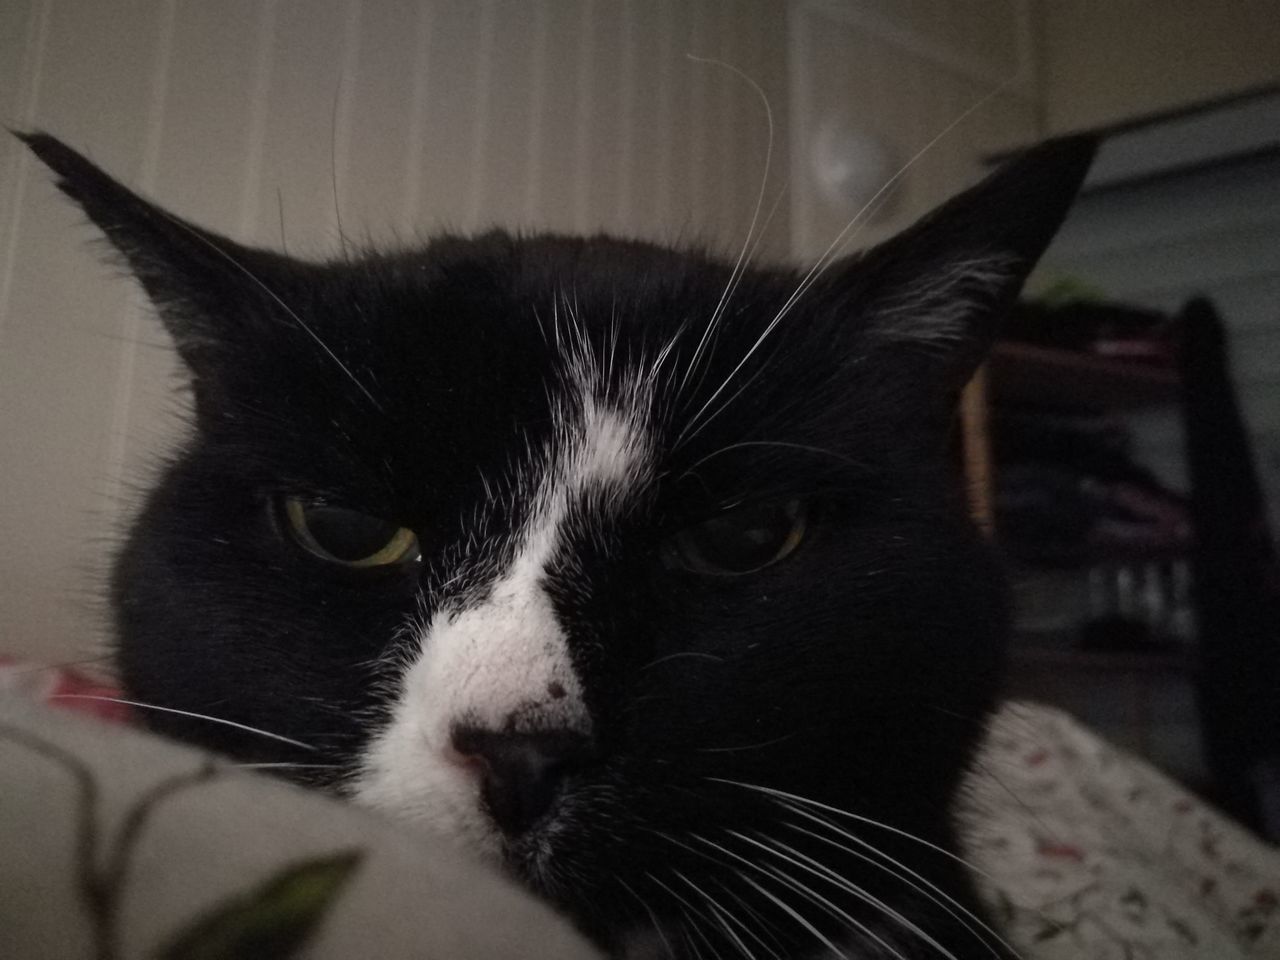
[22, 131, 1093, 959]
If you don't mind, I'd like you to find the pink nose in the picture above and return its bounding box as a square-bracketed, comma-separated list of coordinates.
[449, 725, 596, 836]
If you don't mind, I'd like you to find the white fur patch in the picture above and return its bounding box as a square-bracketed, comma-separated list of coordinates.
[353, 367, 652, 854]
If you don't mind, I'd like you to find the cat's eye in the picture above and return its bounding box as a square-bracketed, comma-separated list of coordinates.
[279, 497, 420, 568]
[664, 499, 808, 576]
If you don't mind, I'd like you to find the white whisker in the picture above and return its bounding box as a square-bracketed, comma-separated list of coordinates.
[649, 317, 692, 387]
[651, 826, 790, 958]
[694, 833, 904, 960]
[712, 881, 787, 960]
[735, 830, 961, 960]
[151, 207, 381, 410]
[696, 734, 795, 755]
[675, 79, 1013, 450]
[678, 441, 860, 480]
[49, 694, 317, 752]
[640, 651, 727, 671]
[649, 871, 730, 960]
[676, 56, 775, 405]
[781, 815, 1019, 960]
[674, 868, 761, 960]
[709, 777, 997, 883]
[616, 876, 679, 960]
[736, 872, 852, 960]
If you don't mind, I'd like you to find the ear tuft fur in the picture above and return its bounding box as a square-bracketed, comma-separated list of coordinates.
[846, 134, 1098, 386]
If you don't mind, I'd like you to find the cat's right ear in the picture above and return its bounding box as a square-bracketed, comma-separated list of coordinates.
[17, 131, 279, 377]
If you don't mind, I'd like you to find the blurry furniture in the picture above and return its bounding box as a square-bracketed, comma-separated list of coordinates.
[1178, 297, 1280, 838]
[961, 293, 1280, 842]
[960, 299, 1205, 770]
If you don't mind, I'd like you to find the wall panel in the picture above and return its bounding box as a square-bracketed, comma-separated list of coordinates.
[2, 1, 1034, 662]
[0, 0, 792, 661]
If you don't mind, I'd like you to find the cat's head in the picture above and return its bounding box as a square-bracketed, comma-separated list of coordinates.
[23, 131, 1093, 957]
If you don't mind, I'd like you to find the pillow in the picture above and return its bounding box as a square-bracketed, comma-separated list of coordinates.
[0, 694, 601, 960]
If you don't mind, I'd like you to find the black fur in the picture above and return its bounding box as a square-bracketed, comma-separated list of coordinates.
[22, 130, 1094, 958]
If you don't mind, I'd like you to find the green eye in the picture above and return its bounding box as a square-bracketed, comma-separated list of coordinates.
[280, 497, 420, 568]
[664, 499, 808, 576]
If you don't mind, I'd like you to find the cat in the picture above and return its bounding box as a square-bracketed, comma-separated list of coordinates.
[21, 130, 1094, 959]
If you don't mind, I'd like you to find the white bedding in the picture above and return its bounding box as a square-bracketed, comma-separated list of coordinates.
[1, 692, 1276, 959]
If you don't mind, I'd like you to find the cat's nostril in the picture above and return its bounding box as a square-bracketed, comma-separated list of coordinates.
[449, 725, 596, 837]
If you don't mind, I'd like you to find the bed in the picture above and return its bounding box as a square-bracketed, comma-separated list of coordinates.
[2, 660, 1276, 959]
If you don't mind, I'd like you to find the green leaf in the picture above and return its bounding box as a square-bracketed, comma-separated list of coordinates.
[155, 850, 363, 960]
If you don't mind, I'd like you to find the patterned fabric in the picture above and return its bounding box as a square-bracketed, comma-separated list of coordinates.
[0, 657, 133, 723]
[3, 660, 1277, 958]
[965, 703, 1280, 959]
[0, 692, 600, 960]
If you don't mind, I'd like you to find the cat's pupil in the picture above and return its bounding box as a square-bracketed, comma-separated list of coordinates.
[281, 497, 418, 567]
[669, 499, 807, 575]
[305, 507, 401, 562]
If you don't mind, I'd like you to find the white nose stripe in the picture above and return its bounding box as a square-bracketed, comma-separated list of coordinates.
[353, 378, 653, 843]
[421, 401, 649, 735]
[419, 562, 590, 737]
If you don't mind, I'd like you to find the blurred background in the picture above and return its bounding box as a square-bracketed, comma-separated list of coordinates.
[0, 2, 1277, 834]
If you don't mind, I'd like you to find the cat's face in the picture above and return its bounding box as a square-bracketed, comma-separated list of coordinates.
[24, 132, 1092, 958]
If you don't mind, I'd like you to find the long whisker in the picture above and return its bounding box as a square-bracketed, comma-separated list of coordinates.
[735, 872, 854, 960]
[696, 734, 795, 755]
[735, 829, 963, 960]
[678, 441, 862, 479]
[681, 912, 713, 960]
[676, 56, 775, 405]
[708, 831, 916, 960]
[782, 815, 1019, 960]
[649, 827, 789, 955]
[712, 881, 788, 960]
[665, 829, 897, 960]
[49, 694, 317, 752]
[769, 79, 1013, 332]
[616, 876, 679, 959]
[648, 872, 731, 960]
[330, 77, 350, 260]
[277, 186, 288, 253]
[709, 778, 997, 883]
[640, 651, 727, 671]
[151, 207, 381, 410]
[751, 860, 909, 960]
[649, 316, 692, 388]
[673, 868, 762, 960]
[676, 80, 1013, 450]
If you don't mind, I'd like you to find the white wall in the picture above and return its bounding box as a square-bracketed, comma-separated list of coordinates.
[788, 0, 1037, 260]
[1036, 0, 1280, 134]
[0, 0, 1038, 664]
[0, 0, 790, 663]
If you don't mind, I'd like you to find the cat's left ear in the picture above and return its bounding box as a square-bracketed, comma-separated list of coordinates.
[835, 135, 1097, 389]
[16, 131, 287, 377]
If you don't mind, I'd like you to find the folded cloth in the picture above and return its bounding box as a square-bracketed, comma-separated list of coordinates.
[964, 703, 1280, 959]
[0, 694, 601, 960]
[3, 669, 1276, 959]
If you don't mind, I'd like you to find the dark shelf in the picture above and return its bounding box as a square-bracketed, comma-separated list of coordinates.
[990, 341, 1181, 410]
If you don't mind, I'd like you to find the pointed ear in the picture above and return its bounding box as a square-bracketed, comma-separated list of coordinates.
[841, 134, 1097, 389]
[17, 131, 284, 375]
